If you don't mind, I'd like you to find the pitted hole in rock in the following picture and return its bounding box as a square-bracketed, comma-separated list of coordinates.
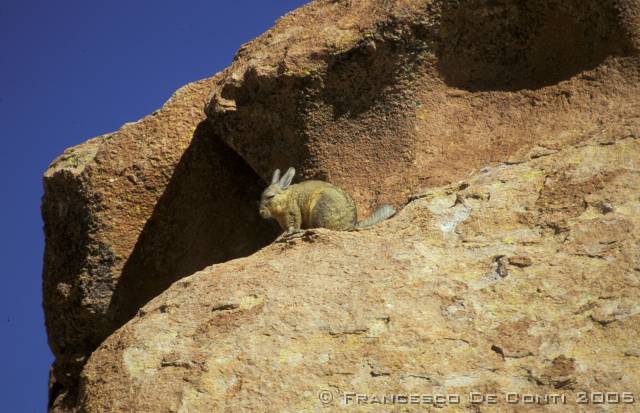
[107, 121, 279, 330]
[435, 0, 634, 91]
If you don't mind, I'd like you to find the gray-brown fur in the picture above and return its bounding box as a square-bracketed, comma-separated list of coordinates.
[259, 167, 395, 233]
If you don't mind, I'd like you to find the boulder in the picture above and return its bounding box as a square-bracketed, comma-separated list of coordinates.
[80, 127, 640, 412]
[42, 78, 278, 410]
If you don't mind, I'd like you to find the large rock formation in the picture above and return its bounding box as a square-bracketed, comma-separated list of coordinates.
[80, 127, 640, 412]
[42, 79, 279, 410]
[41, 0, 640, 411]
[206, 0, 639, 217]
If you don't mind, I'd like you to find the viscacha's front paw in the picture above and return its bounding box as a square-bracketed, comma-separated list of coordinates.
[275, 228, 313, 243]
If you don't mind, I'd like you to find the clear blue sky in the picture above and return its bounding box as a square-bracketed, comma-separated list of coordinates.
[0, 1, 309, 410]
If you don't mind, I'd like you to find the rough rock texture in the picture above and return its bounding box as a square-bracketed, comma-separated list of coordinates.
[79, 127, 640, 412]
[42, 0, 640, 411]
[206, 0, 640, 218]
[42, 78, 279, 410]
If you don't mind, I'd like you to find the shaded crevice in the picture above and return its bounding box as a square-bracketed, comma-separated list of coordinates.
[107, 121, 279, 329]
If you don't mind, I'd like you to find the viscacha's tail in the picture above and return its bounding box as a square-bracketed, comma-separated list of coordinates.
[356, 204, 396, 229]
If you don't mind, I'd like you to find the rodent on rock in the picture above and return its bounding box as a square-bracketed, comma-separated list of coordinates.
[259, 167, 395, 234]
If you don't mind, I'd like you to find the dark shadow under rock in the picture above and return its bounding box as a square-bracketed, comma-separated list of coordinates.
[107, 121, 279, 328]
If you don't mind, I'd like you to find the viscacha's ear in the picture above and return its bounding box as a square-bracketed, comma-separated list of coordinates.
[279, 167, 296, 189]
[271, 168, 281, 185]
